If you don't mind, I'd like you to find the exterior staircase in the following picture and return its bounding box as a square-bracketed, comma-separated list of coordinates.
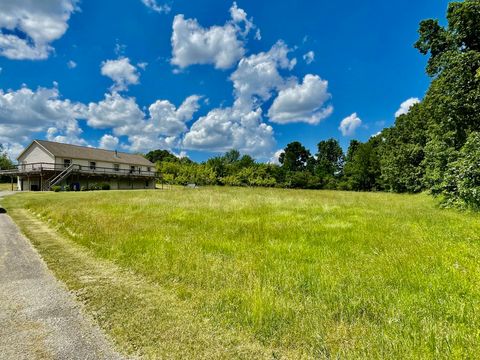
[46, 164, 78, 190]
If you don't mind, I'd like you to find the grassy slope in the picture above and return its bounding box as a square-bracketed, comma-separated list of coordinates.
[4, 188, 480, 359]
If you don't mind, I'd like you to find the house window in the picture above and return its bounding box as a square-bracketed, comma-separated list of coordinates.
[130, 165, 135, 174]
[64, 159, 71, 168]
[90, 162, 96, 170]
[114, 164, 119, 171]
[147, 167, 151, 172]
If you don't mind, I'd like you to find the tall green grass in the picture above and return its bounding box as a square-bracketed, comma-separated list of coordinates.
[6, 188, 480, 358]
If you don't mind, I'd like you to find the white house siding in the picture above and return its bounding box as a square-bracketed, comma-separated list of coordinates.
[17, 178, 39, 191]
[18, 144, 54, 164]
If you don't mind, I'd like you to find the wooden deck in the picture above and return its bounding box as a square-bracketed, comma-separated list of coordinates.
[0, 162, 157, 178]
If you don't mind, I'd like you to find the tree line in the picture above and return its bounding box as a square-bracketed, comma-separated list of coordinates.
[147, 0, 480, 209]
[146, 136, 383, 191]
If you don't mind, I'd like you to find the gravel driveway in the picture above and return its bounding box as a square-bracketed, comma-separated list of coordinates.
[0, 191, 125, 359]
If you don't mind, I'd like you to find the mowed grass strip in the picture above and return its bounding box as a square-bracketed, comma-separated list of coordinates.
[4, 187, 480, 359]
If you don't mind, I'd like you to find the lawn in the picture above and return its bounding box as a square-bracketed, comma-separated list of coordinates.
[0, 182, 14, 191]
[4, 187, 480, 359]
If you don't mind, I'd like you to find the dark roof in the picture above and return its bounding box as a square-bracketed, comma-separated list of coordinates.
[33, 140, 154, 166]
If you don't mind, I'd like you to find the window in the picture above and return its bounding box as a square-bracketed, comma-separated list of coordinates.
[114, 164, 119, 172]
[90, 162, 96, 170]
[64, 159, 71, 168]
[147, 167, 151, 172]
[130, 165, 135, 174]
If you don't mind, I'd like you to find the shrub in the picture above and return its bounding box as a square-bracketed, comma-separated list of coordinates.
[51, 185, 62, 192]
[81, 186, 88, 191]
[284, 171, 322, 189]
[100, 183, 111, 190]
[442, 132, 480, 209]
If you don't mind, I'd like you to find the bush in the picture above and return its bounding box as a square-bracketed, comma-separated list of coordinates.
[442, 132, 480, 209]
[100, 183, 111, 190]
[81, 186, 88, 191]
[51, 185, 62, 192]
[284, 171, 322, 189]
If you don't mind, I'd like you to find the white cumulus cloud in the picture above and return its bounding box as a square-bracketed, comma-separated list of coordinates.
[67, 60, 77, 69]
[231, 40, 296, 110]
[171, 3, 256, 69]
[0, 0, 78, 60]
[148, 95, 202, 136]
[183, 106, 275, 157]
[395, 97, 420, 118]
[303, 51, 315, 64]
[99, 134, 120, 150]
[2, 142, 24, 160]
[0, 85, 86, 146]
[86, 93, 202, 153]
[268, 74, 333, 124]
[141, 0, 170, 13]
[86, 92, 145, 130]
[269, 149, 284, 165]
[339, 113, 362, 136]
[101, 57, 140, 92]
[46, 121, 88, 146]
[229, 2, 255, 37]
[181, 42, 297, 157]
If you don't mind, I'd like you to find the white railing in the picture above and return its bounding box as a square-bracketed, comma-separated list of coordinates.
[0, 162, 157, 178]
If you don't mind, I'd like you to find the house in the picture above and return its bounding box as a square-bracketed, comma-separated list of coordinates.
[0, 140, 157, 191]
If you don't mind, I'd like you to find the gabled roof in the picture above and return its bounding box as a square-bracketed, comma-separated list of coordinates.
[21, 140, 154, 167]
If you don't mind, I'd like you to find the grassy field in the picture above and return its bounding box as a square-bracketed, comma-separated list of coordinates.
[3, 187, 480, 359]
[0, 182, 14, 191]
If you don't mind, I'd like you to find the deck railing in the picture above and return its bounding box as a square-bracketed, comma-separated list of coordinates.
[0, 162, 157, 178]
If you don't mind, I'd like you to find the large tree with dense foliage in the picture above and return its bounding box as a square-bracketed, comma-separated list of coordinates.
[374, 0, 480, 206]
[380, 105, 427, 193]
[343, 137, 383, 191]
[315, 139, 344, 178]
[145, 149, 178, 163]
[279, 142, 313, 172]
[441, 132, 480, 209]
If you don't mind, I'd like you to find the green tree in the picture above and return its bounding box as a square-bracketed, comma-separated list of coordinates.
[315, 138, 344, 179]
[238, 154, 255, 169]
[375, 0, 480, 202]
[380, 105, 427, 193]
[415, 0, 480, 76]
[206, 156, 227, 180]
[223, 149, 241, 164]
[441, 132, 480, 209]
[145, 149, 178, 163]
[344, 138, 383, 191]
[345, 140, 361, 163]
[279, 142, 312, 172]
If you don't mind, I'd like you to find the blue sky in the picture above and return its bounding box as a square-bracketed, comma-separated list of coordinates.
[0, 0, 451, 162]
